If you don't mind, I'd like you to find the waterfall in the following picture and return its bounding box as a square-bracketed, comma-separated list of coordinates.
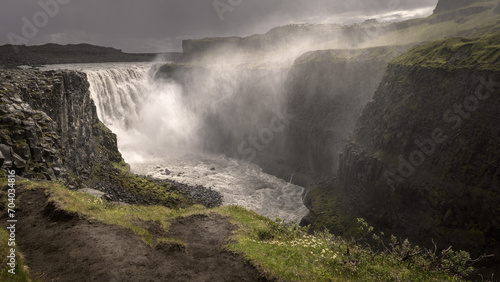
[83, 63, 200, 162]
[47, 62, 308, 222]
[83, 63, 290, 162]
[86, 66, 148, 129]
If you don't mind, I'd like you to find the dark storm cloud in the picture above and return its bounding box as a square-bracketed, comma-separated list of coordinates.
[0, 0, 438, 52]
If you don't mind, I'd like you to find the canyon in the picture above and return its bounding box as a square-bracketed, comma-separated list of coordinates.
[1, 0, 499, 278]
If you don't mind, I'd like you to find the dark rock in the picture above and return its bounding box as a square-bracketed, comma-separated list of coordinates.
[11, 151, 26, 173]
[0, 149, 4, 168]
[0, 144, 12, 168]
[314, 38, 500, 260]
[433, 0, 476, 14]
[32, 147, 43, 162]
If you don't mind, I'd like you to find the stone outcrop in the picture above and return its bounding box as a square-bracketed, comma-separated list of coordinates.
[0, 69, 120, 182]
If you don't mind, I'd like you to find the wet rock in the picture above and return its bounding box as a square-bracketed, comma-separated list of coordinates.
[0, 68, 125, 183]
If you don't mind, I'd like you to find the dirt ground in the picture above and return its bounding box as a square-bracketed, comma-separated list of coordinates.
[7, 188, 269, 281]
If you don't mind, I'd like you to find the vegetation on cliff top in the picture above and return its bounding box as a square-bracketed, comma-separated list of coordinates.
[294, 45, 409, 65]
[392, 34, 500, 71]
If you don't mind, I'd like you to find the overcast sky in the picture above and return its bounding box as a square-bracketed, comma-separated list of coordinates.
[0, 0, 438, 53]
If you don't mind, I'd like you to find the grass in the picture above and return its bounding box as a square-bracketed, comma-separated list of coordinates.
[89, 152, 190, 209]
[391, 34, 500, 71]
[88, 122, 191, 208]
[0, 228, 31, 282]
[19, 180, 200, 247]
[294, 46, 408, 66]
[0, 172, 32, 281]
[223, 211, 473, 281]
[3, 179, 478, 282]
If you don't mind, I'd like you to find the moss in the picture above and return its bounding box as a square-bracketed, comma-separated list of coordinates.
[295, 45, 408, 66]
[391, 34, 500, 71]
[92, 121, 122, 163]
[306, 185, 360, 237]
[112, 159, 130, 173]
[87, 120, 192, 208]
[0, 229, 32, 281]
[90, 156, 190, 209]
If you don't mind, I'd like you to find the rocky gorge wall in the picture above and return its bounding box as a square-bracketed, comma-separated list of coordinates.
[0, 69, 121, 184]
[308, 35, 500, 259]
[281, 46, 408, 182]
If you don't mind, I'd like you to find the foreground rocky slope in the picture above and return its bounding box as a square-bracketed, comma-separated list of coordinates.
[308, 35, 500, 263]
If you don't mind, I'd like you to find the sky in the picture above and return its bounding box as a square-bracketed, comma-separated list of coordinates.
[0, 0, 439, 53]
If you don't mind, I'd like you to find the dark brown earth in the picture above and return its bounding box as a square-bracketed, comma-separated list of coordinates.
[8, 188, 268, 281]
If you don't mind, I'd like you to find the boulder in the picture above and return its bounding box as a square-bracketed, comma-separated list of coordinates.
[12, 151, 26, 170]
[0, 144, 12, 168]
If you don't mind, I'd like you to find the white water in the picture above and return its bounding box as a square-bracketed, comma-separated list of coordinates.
[43, 62, 308, 222]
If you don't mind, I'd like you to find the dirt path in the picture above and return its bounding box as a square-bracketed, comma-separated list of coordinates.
[8, 188, 268, 281]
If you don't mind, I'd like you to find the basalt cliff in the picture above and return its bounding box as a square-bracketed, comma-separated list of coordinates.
[0, 69, 119, 182]
[306, 35, 500, 262]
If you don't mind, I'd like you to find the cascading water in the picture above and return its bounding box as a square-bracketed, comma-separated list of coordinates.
[44, 62, 308, 222]
[83, 63, 200, 161]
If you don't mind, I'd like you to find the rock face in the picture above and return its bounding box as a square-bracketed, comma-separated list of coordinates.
[311, 35, 500, 258]
[282, 46, 408, 180]
[0, 69, 120, 181]
[433, 0, 478, 14]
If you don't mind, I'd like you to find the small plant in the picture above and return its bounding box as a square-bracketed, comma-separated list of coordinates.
[229, 215, 492, 281]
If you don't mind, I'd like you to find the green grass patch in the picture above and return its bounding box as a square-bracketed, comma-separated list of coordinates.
[0, 228, 32, 281]
[295, 45, 408, 66]
[224, 216, 474, 281]
[391, 34, 500, 71]
[20, 180, 201, 247]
